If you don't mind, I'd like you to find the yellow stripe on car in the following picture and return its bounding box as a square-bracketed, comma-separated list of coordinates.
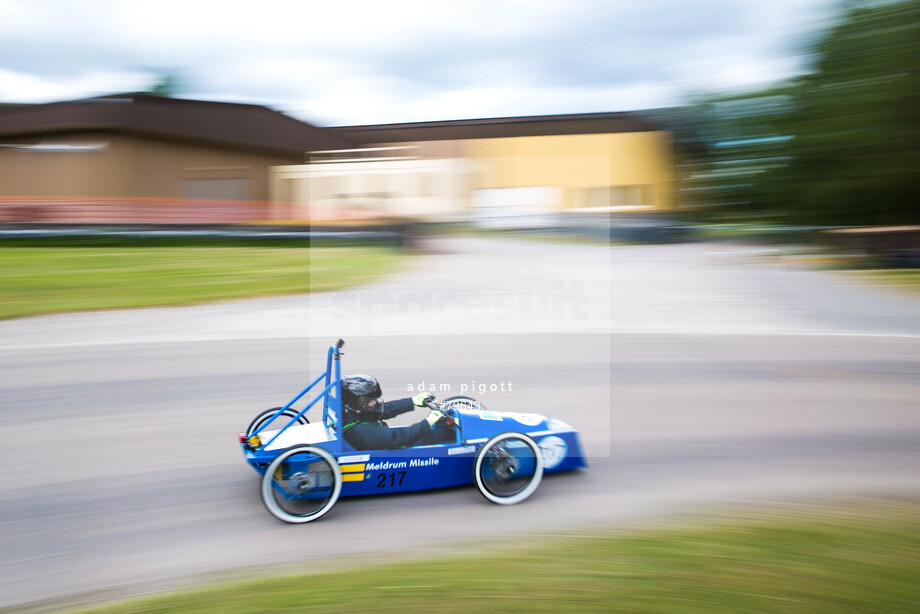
[339, 464, 366, 473]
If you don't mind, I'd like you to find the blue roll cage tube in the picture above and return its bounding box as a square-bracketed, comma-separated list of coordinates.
[241, 339, 458, 456]
[245, 338, 342, 450]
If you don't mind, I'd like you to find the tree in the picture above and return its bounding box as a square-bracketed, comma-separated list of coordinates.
[146, 72, 185, 97]
[775, 0, 920, 225]
[688, 0, 920, 226]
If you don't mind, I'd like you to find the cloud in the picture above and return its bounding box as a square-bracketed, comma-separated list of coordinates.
[0, 67, 152, 103]
[0, 0, 837, 124]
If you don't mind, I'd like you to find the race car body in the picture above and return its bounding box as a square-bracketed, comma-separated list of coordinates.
[240, 340, 586, 522]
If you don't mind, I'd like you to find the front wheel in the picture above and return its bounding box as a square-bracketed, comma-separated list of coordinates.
[261, 445, 342, 523]
[474, 432, 543, 505]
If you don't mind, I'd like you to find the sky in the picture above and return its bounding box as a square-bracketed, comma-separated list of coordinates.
[0, 0, 839, 127]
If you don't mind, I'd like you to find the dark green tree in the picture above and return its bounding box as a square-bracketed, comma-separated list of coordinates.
[674, 90, 796, 221]
[685, 0, 919, 226]
[146, 72, 185, 97]
[774, 0, 920, 225]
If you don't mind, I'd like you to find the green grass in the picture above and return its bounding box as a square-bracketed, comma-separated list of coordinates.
[67, 500, 920, 614]
[845, 269, 920, 294]
[0, 246, 406, 319]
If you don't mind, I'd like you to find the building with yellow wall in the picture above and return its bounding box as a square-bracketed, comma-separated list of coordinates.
[0, 96, 677, 225]
[463, 131, 673, 211]
[299, 111, 676, 225]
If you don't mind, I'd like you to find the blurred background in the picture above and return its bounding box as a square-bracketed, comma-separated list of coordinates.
[0, 0, 916, 253]
[1, 0, 919, 611]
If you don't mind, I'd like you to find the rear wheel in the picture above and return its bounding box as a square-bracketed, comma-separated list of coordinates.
[246, 407, 308, 437]
[261, 445, 342, 523]
[474, 432, 543, 505]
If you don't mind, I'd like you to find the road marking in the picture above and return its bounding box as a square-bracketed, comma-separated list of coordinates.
[3, 329, 920, 351]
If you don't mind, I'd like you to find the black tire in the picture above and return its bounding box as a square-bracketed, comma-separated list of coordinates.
[246, 407, 308, 437]
[443, 396, 486, 412]
[474, 432, 543, 505]
[261, 445, 342, 523]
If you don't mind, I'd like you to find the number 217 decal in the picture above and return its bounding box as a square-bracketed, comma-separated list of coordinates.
[376, 471, 407, 488]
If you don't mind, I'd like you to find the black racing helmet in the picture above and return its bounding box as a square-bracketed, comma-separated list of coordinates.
[341, 374, 383, 419]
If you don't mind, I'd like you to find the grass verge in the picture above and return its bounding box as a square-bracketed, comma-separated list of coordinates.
[0, 246, 406, 320]
[68, 499, 920, 614]
[843, 269, 920, 294]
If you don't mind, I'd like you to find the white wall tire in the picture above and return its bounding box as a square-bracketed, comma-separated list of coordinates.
[474, 432, 543, 505]
[261, 445, 342, 523]
[246, 407, 308, 437]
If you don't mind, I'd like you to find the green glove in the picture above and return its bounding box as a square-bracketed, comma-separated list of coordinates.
[426, 408, 445, 427]
[412, 392, 434, 406]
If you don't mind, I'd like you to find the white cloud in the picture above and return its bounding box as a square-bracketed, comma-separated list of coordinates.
[0, 68, 153, 103]
[0, 0, 838, 124]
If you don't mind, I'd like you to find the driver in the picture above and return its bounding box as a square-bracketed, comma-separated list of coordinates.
[340, 374, 456, 451]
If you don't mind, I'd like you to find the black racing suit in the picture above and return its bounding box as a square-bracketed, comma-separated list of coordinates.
[342, 397, 455, 451]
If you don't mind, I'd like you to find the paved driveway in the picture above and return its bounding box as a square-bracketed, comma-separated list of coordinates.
[1, 237, 918, 610]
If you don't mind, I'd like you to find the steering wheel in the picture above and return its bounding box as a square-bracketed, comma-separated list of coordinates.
[424, 398, 460, 429]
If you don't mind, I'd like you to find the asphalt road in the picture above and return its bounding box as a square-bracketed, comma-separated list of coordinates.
[1, 238, 919, 610]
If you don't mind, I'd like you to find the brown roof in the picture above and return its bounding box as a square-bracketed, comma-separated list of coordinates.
[0, 93, 354, 157]
[329, 110, 669, 144]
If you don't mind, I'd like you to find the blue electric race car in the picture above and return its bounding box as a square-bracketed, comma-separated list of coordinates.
[239, 340, 587, 523]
